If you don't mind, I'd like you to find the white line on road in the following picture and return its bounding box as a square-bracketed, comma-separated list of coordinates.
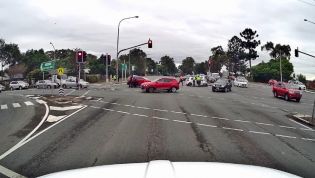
[12, 103, 21, 108]
[301, 138, 315, 142]
[234, 119, 251, 123]
[136, 106, 150, 110]
[153, 108, 168, 112]
[96, 98, 102, 101]
[132, 113, 149, 117]
[24, 101, 34, 106]
[116, 110, 130, 115]
[152, 116, 169, 121]
[111, 102, 121, 105]
[0, 104, 8, 110]
[255, 122, 274, 126]
[300, 128, 315, 132]
[289, 119, 313, 130]
[0, 100, 49, 160]
[90, 106, 101, 109]
[196, 123, 217, 128]
[173, 120, 191, 124]
[278, 125, 296, 129]
[0, 165, 26, 178]
[81, 90, 90, 97]
[222, 127, 244, 132]
[217, 117, 230, 120]
[248, 131, 271, 135]
[65, 89, 76, 96]
[170, 111, 186, 114]
[103, 108, 115, 112]
[275, 134, 296, 139]
[190, 113, 208, 117]
[50, 105, 83, 111]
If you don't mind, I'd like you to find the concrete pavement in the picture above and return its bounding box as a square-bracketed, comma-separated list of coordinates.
[0, 81, 314, 178]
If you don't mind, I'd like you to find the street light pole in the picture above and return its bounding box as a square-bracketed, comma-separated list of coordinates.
[116, 16, 139, 82]
[304, 19, 315, 25]
[49, 42, 56, 61]
[279, 52, 283, 83]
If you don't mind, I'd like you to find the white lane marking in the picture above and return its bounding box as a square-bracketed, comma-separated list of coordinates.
[111, 102, 121, 105]
[12, 103, 21, 108]
[81, 90, 90, 97]
[50, 105, 83, 111]
[0, 104, 8, 110]
[234, 119, 250, 123]
[153, 108, 168, 112]
[301, 138, 315, 142]
[278, 125, 296, 129]
[10, 105, 88, 158]
[0, 100, 49, 160]
[24, 101, 34, 106]
[25, 95, 35, 97]
[136, 106, 150, 110]
[65, 89, 76, 96]
[222, 127, 244, 132]
[289, 119, 313, 130]
[36, 99, 46, 104]
[152, 116, 169, 121]
[191, 113, 208, 117]
[173, 120, 191, 124]
[46, 115, 66, 122]
[132, 113, 149, 117]
[275, 134, 297, 139]
[217, 117, 229, 120]
[170, 111, 186, 114]
[97, 98, 102, 101]
[300, 128, 315, 132]
[196, 123, 217, 128]
[103, 108, 115, 112]
[255, 122, 274, 126]
[249, 131, 271, 135]
[116, 110, 130, 115]
[0, 165, 26, 178]
[90, 106, 101, 109]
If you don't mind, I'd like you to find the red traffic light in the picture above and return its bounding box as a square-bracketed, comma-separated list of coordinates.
[148, 38, 152, 48]
[78, 52, 82, 56]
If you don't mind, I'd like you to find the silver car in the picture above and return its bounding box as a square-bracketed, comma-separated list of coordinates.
[35, 80, 59, 89]
[61, 79, 89, 89]
[9, 81, 29, 90]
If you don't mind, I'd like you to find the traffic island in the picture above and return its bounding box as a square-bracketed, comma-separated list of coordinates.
[289, 113, 314, 126]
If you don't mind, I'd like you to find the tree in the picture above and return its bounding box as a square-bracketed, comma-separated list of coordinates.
[119, 48, 147, 76]
[210, 46, 227, 73]
[146, 58, 156, 75]
[179, 57, 195, 74]
[227, 36, 245, 73]
[22, 49, 50, 73]
[240, 28, 261, 76]
[159, 55, 177, 75]
[0, 38, 22, 66]
[88, 56, 106, 75]
[261, 42, 291, 59]
[194, 61, 208, 74]
[297, 74, 306, 84]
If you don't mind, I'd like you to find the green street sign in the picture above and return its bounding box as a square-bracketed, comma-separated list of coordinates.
[40, 61, 55, 72]
[121, 64, 127, 70]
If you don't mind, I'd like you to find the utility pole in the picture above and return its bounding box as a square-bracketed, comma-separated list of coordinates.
[279, 52, 283, 83]
[106, 53, 109, 83]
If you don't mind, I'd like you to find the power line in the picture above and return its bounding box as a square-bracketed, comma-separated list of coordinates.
[297, 0, 315, 7]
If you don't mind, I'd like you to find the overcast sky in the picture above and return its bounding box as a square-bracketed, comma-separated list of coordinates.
[0, 0, 315, 79]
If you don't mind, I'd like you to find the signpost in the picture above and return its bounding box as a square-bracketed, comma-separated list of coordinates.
[57, 67, 64, 76]
[40, 61, 55, 80]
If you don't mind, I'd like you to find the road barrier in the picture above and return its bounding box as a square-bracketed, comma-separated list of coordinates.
[58, 88, 64, 96]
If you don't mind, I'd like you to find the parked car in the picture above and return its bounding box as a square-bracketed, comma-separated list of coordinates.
[35, 80, 59, 89]
[234, 77, 248, 88]
[61, 79, 89, 89]
[268, 79, 277, 86]
[185, 76, 207, 87]
[141, 77, 179, 93]
[288, 80, 306, 90]
[212, 79, 232, 92]
[128, 75, 151, 88]
[272, 82, 302, 102]
[9, 81, 29, 90]
[0, 84, 5, 92]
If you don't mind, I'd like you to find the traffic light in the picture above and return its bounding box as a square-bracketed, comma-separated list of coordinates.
[76, 51, 83, 63]
[148, 38, 152, 48]
[106, 54, 111, 65]
[83, 51, 87, 62]
[295, 48, 299, 57]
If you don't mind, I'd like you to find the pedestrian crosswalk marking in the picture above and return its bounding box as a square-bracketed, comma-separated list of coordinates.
[1, 105, 8, 110]
[24, 101, 34, 106]
[12, 103, 21, 108]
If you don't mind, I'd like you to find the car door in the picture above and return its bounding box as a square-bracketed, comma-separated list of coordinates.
[277, 83, 285, 96]
[11, 81, 18, 89]
[163, 78, 173, 90]
[155, 78, 165, 90]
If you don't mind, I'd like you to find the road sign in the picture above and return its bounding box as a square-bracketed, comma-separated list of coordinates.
[58, 88, 64, 96]
[40, 61, 55, 72]
[132, 65, 135, 71]
[121, 64, 127, 70]
[57, 67, 64, 75]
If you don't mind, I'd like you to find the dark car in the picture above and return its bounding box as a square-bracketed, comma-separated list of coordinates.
[127, 75, 151, 88]
[212, 79, 232, 92]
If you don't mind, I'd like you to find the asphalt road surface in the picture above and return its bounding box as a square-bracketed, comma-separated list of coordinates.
[0, 80, 315, 178]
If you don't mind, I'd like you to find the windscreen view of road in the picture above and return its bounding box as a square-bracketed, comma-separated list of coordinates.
[0, 0, 315, 178]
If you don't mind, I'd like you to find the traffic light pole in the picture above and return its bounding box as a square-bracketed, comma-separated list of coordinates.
[297, 50, 315, 58]
[106, 54, 109, 83]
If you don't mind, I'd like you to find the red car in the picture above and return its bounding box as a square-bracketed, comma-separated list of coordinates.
[268, 79, 277, 86]
[272, 82, 302, 102]
[127, 75, 151, 88]
[140, 77, 179, 93]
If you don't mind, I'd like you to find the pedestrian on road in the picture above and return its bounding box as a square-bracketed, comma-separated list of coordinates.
[196, 75, 201, 87]
[180, 75, 184, 86]
[193, 76, 196, 87]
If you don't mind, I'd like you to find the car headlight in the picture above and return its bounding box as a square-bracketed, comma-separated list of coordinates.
[288, 90, 294, 94]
